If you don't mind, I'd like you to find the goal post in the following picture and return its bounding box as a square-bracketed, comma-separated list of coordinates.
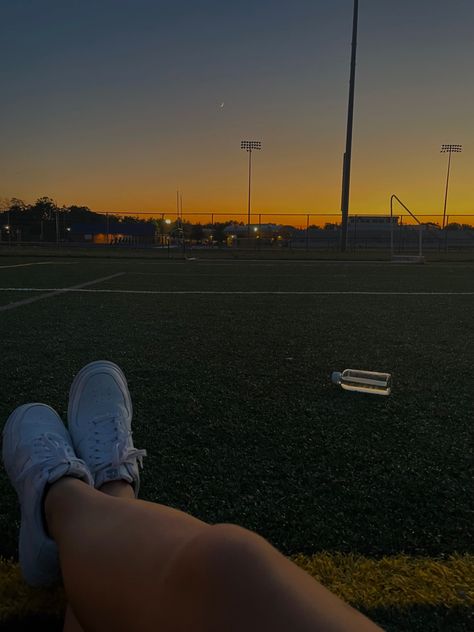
[390, 195, 425, 263]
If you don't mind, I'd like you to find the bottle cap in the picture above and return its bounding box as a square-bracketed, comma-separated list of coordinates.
[331, 371, 342, 385]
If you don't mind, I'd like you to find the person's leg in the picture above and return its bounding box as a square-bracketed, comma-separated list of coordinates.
[63, 480, 134, 632]
[63, 607, 84, 632]
[48, 477, 381, 632]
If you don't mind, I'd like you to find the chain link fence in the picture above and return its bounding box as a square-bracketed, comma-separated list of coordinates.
[1, 210, 473, 253]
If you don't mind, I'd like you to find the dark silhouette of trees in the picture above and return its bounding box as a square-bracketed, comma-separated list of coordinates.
[29, 197, 59, 221]
[68, 205, 100, 222]
[2, 196, 472, 246]
[7, 198, 28, 214]
[445, 222, 473, 231]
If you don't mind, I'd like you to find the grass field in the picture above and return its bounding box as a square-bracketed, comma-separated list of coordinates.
[0, 254, 473, 630]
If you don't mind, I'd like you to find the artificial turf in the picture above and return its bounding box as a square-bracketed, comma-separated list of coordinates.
[0, 255, 472, 629]
[1, 554, 473, 630]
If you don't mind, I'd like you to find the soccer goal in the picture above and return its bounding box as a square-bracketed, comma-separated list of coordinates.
[389, 195, 426, 263]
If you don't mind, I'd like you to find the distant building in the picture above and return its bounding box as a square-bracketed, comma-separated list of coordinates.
[348, 216, 399, 229]
[70, 221, 155, 245]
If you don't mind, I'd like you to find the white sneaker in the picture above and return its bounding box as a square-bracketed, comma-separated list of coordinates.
[2, 403, 93, 586]
[68, 361, 146, 495]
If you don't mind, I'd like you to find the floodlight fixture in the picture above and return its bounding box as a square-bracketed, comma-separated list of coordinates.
[241, 140, 262, 151]
[441, 144, 462, 153]
[440, 144, 463, 229]
[240, 140, 262, 236]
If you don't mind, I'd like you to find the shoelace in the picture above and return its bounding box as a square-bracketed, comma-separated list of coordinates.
[18, 433, 79, 483]
[90, 413, 146, 473]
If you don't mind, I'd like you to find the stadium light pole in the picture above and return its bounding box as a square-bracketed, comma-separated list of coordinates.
[440, 144, 462, 229]
[241, 140, 262, 237]
[340, 0, 359, 252]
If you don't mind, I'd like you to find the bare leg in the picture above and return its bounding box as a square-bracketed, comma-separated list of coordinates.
[63, 481, 135, 632]
[63, 608, 84, 632]
[48, 478, 381, 632]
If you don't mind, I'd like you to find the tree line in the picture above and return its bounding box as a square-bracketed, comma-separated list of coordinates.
[0, 196, 247, 242]
[1, 196, 472, 242]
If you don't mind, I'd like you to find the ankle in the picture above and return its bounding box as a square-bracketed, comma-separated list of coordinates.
[99, 480, 135, 499]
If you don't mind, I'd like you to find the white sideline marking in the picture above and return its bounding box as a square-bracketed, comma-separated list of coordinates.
[0, 288, 472, 297]
[0, 273, 124, 312]
[134, 260, 474, 267]
[0, 261, 58, 270]
[130, 272, 252, 276]
[0, 261, 79, 270]
[135, 261, 396, 266]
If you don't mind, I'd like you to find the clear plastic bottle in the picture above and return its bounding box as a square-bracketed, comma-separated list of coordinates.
[331, 369, 392, 396]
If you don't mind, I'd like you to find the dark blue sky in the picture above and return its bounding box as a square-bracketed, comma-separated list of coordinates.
[1, 0, 472, 217]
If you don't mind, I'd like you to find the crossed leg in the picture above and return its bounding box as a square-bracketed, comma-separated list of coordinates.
[62, 481, 135, 632]
[47, 478, 381, 632]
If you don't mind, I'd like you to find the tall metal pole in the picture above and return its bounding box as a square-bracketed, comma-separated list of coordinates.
[180, 194, 185, 254]
[440, 144, 462, 230]
[442, 150, 452, 230]
[247, 149, 252, 237]
[340, 0, 359, 252]
[55, 210, 59, 244]
[241, 141, 261, 238]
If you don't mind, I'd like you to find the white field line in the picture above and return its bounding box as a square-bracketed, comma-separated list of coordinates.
[0, 273, 124, 312]
[0, 261, 80, 269]
[130, 272, 264, 276]
[134, 260, 474, 267]
[0, 287, 472, 296]
[0, 261, 56, 269]
[135, 261, 399, 266]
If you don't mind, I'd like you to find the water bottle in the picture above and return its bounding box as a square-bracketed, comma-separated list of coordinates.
[331, 369, 392, 396]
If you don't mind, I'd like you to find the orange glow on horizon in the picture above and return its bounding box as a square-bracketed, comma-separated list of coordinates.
[96, 210, 474, 229]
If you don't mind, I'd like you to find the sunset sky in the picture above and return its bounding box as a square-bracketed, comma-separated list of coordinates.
[1, 0, 472, 224]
